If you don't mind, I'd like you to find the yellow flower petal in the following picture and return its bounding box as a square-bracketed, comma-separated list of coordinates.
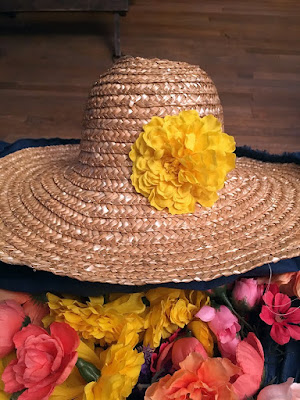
[77, 341, 102, 370]
[130, 110, 235, 214]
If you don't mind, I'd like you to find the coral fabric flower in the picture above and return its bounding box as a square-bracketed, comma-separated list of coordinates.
[2, 322, 79, 400]
[232, 333, 264, 399]
[171, 337, 208, 369]
[233, 278, 264, 309]
[197, 305, 241, 344]
[259, 285, 300, 345]
[145, 352, 240, 400]
[257, 377, 300, 400]
[0, 353, 16, 400]
[0, 300, 25, 358]
[83, 342, 144, 400]
[130, 110, 236, 214]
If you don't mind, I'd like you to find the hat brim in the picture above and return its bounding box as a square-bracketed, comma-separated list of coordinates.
[0, 144, 299, 285]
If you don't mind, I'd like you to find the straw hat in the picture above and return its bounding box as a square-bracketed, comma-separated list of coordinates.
[0, 56, 299, 285]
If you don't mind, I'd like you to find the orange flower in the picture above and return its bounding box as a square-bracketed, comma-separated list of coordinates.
[293, 272, 300, 298]
[145, 353, 240, 400]
[258, 273, 297, 297]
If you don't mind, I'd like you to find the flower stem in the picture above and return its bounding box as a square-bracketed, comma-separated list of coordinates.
[220, 292, 254, 333]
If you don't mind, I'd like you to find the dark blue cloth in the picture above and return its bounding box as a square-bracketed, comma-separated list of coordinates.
[0, 257, 299, 295]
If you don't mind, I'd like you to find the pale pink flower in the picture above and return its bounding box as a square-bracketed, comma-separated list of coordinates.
[257, 378, 300, 400]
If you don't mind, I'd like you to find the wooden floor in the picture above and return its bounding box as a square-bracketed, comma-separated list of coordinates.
[0, 0, 299, 152]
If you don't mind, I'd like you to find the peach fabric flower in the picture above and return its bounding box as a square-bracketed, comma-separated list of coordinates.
[0, 289, 29, 304]
[233, 333, 264, 400]
[145, 352, 240, 400]
[257, 377, 300, 400]
[0, 300, 25, 358]
[2, 322, 79, 400]
[0, 289, 48, 326]
[258, 273, 299, 298]
[293, 272, 300, 298]
[233, 279, 264, 308]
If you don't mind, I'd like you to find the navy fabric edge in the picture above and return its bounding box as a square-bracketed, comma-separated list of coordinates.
[0, 257, 299, 295]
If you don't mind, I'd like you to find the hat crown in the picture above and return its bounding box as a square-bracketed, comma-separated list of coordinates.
[78, 56, 223, 172]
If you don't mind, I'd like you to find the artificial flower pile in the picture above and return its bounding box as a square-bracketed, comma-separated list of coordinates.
[129, 110, 236, 214]
[0, 272, 299, 400]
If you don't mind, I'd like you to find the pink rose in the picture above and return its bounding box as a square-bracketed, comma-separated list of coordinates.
[2, 322, 79, 400]
[233, 278, 264, 308]
[257, 378, 300, 400]
[196, 305, 241, 344]
[0, 300, 25, 357]
[171, 337, 208, 369]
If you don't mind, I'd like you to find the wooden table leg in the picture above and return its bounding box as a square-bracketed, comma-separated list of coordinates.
[113, 12, 121, 58]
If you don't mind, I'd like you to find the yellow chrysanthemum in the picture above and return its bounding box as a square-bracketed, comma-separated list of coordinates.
[129, 110, 236, 214]
[50, 368, 86, 400]
[143, 288, 210, 348]
[45, 293, 145, 346]
[83, 343, 144, 400]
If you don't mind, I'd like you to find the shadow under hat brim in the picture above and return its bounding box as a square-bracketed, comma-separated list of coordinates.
[0, 144, 299, 286]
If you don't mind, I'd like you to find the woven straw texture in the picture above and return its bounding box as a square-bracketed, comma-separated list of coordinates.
[0, 56, 299, 285]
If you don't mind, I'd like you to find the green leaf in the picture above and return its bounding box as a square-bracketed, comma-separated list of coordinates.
[30, 293, 48, 304]
[142, 296, 150, 307]
[21, 316, 31, 328]
[76, 357, 101, 382]
[10, 390, 26, 400]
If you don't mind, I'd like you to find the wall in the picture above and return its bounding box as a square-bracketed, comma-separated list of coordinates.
[0, 0, 299, 152]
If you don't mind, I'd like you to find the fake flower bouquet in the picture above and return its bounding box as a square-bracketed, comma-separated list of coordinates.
[0, 272, 299, 400]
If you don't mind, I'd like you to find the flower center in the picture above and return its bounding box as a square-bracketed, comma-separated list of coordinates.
[275, 314, 284, 323]
[163, 158, 180, 177]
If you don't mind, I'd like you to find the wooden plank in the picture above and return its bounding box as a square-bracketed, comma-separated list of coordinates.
[0, 0, 129, 12]
[0, 0, 299, 153]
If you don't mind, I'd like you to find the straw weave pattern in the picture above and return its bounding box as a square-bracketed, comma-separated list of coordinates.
[0, 57, 299, 285]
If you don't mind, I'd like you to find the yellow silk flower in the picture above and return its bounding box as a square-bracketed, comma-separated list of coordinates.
[129, 110, 236, 214]
[45, 293, 145, 346]
[83, 342, 144, 400]
[187, 319, 215, 357]
[50, 368, 86, 400]
[143, 288, 209, 348]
